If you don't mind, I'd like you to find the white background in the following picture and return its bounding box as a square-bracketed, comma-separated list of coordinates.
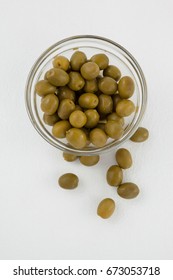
[0, 0, 173, 260]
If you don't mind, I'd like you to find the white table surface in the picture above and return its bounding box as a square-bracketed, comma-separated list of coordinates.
[0, 0, 173, 260]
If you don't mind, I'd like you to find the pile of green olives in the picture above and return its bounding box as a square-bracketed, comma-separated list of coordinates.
[35, 51, 137, 149]
[35, 50, 149, 220]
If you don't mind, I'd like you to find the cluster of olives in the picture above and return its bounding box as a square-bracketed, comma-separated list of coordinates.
[35, 50, 149, 220]
[35, 51, 136, 149]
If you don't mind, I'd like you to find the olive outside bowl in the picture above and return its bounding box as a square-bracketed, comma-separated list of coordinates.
[25, 35, 147, 156]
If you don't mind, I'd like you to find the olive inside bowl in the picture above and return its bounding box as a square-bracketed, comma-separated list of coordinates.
[25, 35, 147, 155]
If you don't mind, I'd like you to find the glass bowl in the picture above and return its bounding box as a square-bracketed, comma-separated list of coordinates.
[25, 35, 147, 155]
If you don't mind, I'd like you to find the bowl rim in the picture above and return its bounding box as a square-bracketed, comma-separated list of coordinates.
[25, 35, 147, 155]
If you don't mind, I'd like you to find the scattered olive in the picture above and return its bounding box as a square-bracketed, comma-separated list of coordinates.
[117, 183, 139, 199]
[79, 155, 100, 166]
[116, 148, 132, 169]
[58, 173, 79, 189]
[97, 198, 115, 219]
[130, 127, 149, 142]
[106, 165, 123, 186]
[63, 152, 78, 162]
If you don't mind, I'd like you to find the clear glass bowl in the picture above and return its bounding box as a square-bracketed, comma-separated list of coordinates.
[25, 35, 147, 155]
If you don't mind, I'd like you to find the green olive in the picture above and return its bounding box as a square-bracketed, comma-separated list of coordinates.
[80, 62, 100, 80]
[68, 71, 85, 91]
[63, 152, 78, 162]
[52, 120, 71, 138]
[58, 86, 76, 102]
[35, 80, 56, 96]
[90, 53, 109, 70]
[78, 93, 99, 109]
[69, 110, 87, 128]
[46, 68, 69, 86]
[70, 51, 87, 71]
[116, 99, 135, 117]
[84, 109, 100, 128]
[66, 128, 87, 149]
[58, 173, 79, 189]
[97, 94, 113, 114]
[90, 128, 107, 147]
[98, 77, 117, 95]
[118, 76, 135, 98]
[97, 198, 115, 219]
[130, 127, 149, 142]
[41, 94, 59, 115]
[84, 79, 98, 93]
[105, 120, 124, 139]
[58, 99, 75, 120]
[103, 65, 121, 81]
[115, 148, 132, 169]
[43, 113, 60, 126]
[107, 113, 124, 126]
[52, 55, 70, 71]
[117, 183, 139, 199]
[79, 155, 100, 166]
[106, 165, 123, 186]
